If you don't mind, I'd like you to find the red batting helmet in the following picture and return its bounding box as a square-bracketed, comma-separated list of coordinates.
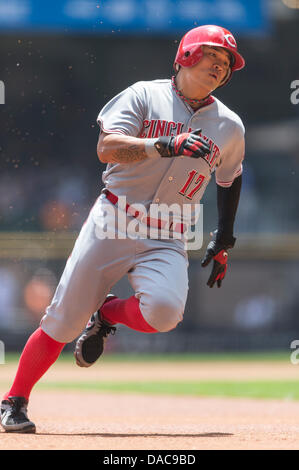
[174, 25, 245, 86]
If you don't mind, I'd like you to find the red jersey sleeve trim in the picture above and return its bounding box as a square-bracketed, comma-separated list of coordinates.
[97, 117, 127, 135]
[216, 165, 243, 188]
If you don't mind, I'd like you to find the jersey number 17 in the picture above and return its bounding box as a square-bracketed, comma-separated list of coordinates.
[179, 170, 205, 200]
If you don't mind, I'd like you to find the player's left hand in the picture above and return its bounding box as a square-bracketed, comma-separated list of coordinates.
[201, 232, 235, 288]
[154, 128, 211, 159]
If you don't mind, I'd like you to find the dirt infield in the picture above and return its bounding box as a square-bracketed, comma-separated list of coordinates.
[1, 359, 299, 450]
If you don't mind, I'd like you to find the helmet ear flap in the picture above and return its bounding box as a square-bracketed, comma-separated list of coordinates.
[175, 43, 204, 68]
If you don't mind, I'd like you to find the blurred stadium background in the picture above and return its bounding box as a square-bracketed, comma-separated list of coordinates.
[0, 0, 299, 355]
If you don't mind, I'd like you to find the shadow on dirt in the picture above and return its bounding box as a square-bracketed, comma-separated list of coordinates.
[36, 432, 233, 438]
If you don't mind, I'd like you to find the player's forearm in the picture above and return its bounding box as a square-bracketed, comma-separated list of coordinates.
[216, 174, 242, 245]
[97, 134, 151, 164]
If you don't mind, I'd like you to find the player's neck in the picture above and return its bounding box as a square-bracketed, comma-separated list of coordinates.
[171, 75, 212, 110]
[175, 69, 213, 101]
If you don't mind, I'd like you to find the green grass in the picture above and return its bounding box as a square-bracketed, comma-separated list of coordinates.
[2, 351, 297, 400]
[3, 351, 291, 364]
[60, 351, 291, 363]
[35, 380, 299, 401]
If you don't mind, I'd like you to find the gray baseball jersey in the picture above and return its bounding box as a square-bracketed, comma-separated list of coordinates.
[41, 79, 245, 342]
[97, 79, 245, 222]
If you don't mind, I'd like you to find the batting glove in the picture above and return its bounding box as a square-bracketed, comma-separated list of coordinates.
[201, 232, 236, 288]
[154, 128, 211, 159]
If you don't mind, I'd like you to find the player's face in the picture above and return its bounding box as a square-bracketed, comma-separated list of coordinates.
[189, 45, 231, 93]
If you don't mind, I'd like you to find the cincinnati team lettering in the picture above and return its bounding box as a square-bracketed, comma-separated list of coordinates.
[139, 119, 220, 169]
[139, 119, 184, 138]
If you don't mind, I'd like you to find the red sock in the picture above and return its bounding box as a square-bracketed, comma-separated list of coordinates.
[3, 327, 65, 401]
[101, 296, 157, 333]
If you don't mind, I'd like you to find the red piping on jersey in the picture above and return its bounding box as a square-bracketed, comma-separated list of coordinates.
[216, 166, 243, 187]
[97, 117, 127, 135]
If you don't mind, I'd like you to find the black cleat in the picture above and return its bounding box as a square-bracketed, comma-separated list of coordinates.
[1, 396, 36, 433]
[74, 295, 117, 367]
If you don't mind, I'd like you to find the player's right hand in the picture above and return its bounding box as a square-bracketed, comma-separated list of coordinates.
[154, 128, 211, 159]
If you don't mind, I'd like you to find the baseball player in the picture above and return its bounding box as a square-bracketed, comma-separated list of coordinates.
[1, 25, 245, 433]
